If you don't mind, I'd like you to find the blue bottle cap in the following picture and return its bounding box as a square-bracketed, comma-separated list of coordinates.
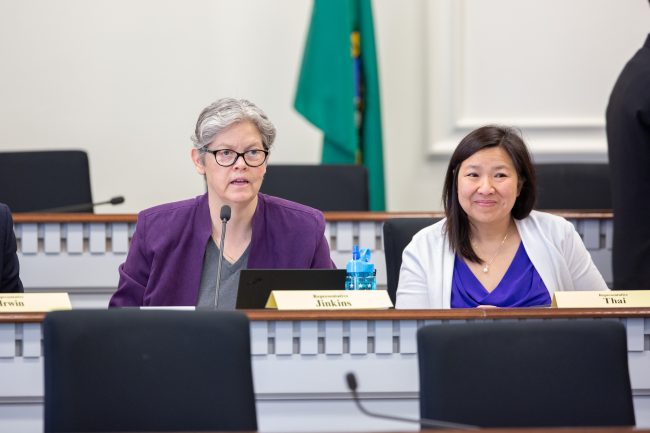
[352, 245, 360, 260]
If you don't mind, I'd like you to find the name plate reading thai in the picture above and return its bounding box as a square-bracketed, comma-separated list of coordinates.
[552, 290, 650, 308]
[266, 290, 393, 310]
[0, 293, 72, 312]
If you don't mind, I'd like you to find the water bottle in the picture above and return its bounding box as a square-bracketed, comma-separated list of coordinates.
[345, 245, 377, 290]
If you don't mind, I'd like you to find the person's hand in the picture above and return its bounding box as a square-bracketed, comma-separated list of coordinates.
[476, 304, 498, 309]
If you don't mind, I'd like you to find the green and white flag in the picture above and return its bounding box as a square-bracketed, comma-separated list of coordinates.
[294, 0, 385, 210]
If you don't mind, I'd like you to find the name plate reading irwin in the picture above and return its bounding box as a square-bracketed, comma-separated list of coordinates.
[266, 290, 393, 310]
[0, 293, 72, 312]
[552, 290, 650, 308]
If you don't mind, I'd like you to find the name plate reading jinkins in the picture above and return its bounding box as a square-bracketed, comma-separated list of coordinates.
[265, 290, 393, 310]
[0, 293, 72, 313]
[552, 290, 650, 308]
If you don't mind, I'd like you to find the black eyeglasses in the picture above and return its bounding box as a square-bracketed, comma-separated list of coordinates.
[202, 148, 269, 167]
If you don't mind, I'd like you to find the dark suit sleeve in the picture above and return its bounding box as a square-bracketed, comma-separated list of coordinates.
[0, 205, 23, 292]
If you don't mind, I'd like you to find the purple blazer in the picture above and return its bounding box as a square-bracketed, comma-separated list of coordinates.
[110, 193, 336, 307]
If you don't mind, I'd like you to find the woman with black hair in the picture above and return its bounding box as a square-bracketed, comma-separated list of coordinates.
[396, 125, 607, 309]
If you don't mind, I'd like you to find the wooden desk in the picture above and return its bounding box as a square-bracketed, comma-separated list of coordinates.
[1, 308, 648, 433]
[11, 211, 613, 308]
[426, 430, 646, 433]
[24, 429, 648, 433]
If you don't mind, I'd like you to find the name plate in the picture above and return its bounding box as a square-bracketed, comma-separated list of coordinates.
[0, 293, 72, 312]
[266, 290, 393, 310]
[552, 290, 650, 308]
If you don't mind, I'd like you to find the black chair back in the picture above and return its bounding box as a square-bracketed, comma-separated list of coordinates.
[383, 218, 438, 304]
[260, 164, 369, 211]
[535, 163, 611, 210]
[0, 150, 93, 212]
[43, 310, 257, 432]
[417, 320, 635, 428]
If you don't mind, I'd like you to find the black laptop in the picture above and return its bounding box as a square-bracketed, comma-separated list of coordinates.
[235, 269, 347, 309]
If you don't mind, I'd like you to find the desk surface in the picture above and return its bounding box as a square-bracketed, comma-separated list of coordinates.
[66, 428, 647, 433]
[75, 425, 643, 432]
[4, 307, 650, 323]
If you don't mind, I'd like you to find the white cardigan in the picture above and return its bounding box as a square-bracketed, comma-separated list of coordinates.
[395, 211, 609, 309]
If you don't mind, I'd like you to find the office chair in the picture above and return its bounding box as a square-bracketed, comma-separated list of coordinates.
[259, 164, 369, 211]
[43, 310, 257, 433]
[535, 163, 612, 210]
[0, 150, 93, 212]
[417, 320, 635, 428]
[383, 218, 438, 304]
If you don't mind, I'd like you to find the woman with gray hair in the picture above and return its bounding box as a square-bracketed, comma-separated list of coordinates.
[110, 98, 335, 308]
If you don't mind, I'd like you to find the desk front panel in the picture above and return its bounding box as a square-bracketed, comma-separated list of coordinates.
[0, 310, 648, 433]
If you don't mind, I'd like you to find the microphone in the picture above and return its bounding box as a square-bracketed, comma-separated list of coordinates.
[345, 372, 476, 430]
[33, 196, 125, 213]
[214, 205, 231, 309]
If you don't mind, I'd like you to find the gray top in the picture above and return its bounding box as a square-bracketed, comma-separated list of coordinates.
[196, 238, 250, 310]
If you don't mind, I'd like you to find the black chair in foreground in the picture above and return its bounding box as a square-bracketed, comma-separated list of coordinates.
[417, 320, 635, 428]
[535, 163, 612, 210]
[43, 310, 257, 433]
[259, 164, 369, 211]
[0, 150, 93, 212]
[383, 218, 438, 304]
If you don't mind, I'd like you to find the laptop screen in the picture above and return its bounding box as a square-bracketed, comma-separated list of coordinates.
[235, 269, 347, 309]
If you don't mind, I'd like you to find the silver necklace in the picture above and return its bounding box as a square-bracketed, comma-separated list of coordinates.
[475, 231, 510, 273]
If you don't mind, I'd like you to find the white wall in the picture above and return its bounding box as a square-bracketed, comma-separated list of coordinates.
[0, 0, 647, 213]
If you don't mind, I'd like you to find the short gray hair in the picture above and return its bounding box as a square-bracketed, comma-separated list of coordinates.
[191, 98, 277, 152]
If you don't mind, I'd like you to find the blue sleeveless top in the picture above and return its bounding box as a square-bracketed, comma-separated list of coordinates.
[451, 242, 551, 308]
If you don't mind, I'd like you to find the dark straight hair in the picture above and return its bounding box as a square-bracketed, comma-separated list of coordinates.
[442, 125, 537, 263]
